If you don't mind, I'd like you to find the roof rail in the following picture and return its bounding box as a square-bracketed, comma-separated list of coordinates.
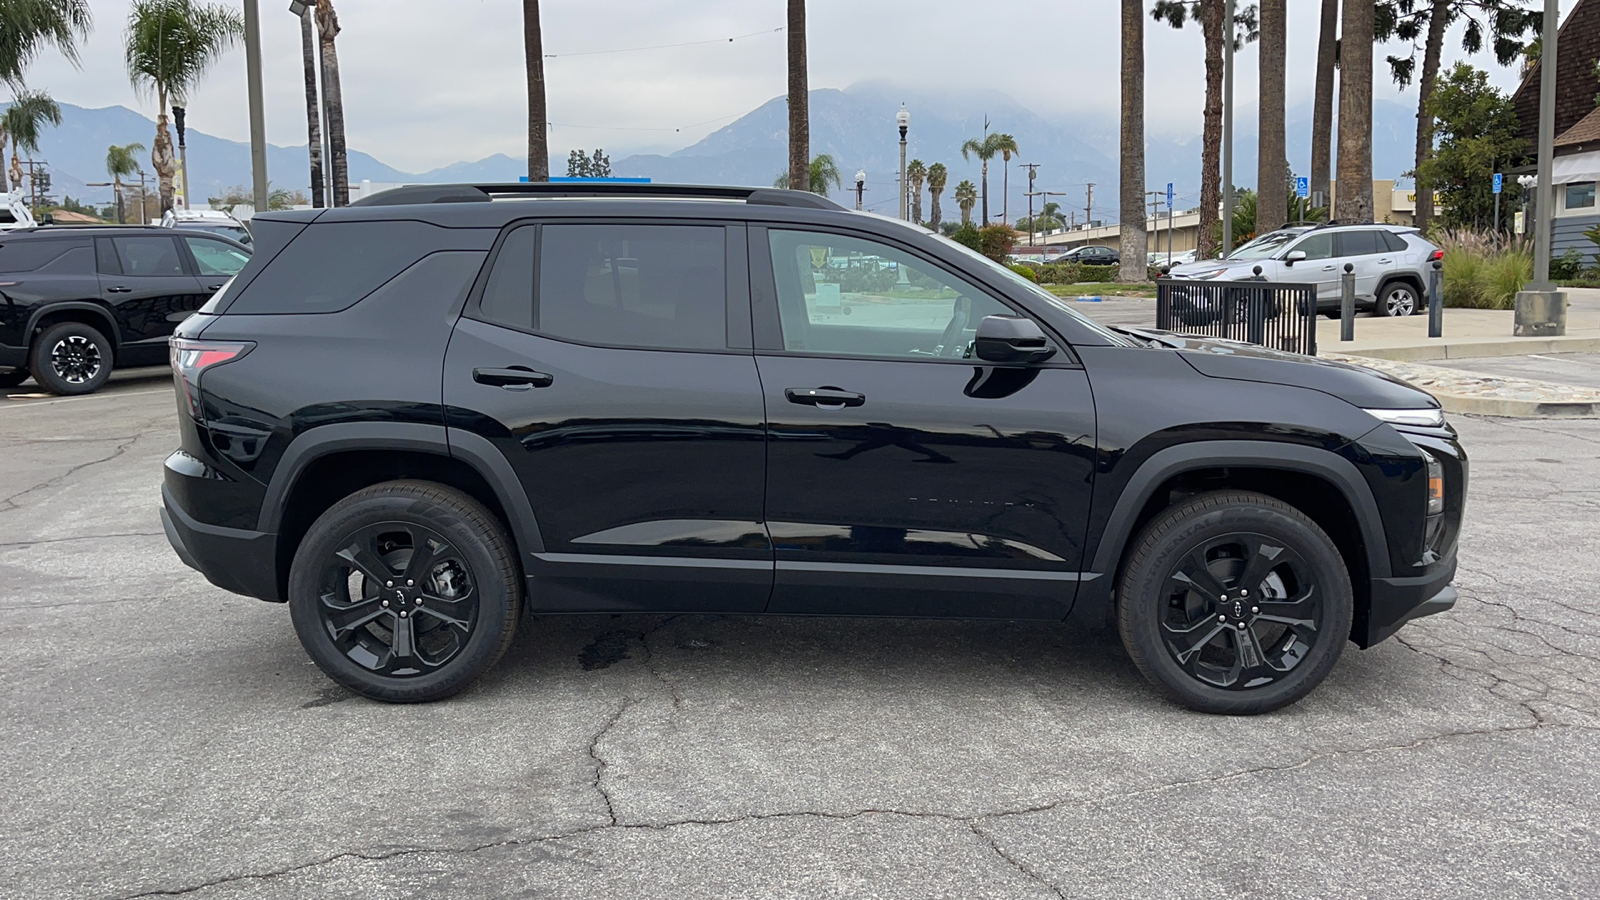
[348, 182, 845, 211]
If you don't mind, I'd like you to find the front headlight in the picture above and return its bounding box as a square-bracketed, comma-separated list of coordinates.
[1362, 407, 1445, 428]
[1192, 268, 1233, 280]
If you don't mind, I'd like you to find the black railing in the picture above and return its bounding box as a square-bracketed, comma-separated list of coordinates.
[1155, 276, 1319, 356]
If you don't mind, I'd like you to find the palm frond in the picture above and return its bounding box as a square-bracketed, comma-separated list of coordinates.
[2, 88, 62, 153]
[0, 0, 93, 86]
[124, 0, 244, 105]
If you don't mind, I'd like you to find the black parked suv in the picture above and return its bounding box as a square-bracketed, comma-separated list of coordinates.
[0, 226, 251, 394]
[160, 183, 1466, 714]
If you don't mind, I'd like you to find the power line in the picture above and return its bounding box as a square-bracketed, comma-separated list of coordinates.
[545, 27, 783, 59]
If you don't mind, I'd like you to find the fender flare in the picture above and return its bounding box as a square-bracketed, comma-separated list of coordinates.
[26, 301, 122, 349]
[256, 421, 544, 556]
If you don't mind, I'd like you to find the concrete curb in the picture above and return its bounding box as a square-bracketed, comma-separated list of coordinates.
[1431, 394, 1600, 418]
[1338, 335, 1600, 361]
[1322, 352, 1600, 419]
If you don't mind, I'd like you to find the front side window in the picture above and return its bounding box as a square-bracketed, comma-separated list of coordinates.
[767, 229, 1014, 360]
[112, 236, 184, 276]
[1227, 230, 1300, 260]
[1290, 233, 1334, 261]
[183, 236, 250, 277]
[1566, 182, 1596, 210]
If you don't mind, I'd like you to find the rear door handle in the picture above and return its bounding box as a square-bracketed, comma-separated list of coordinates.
[473, 367, 553, 389]
[107, 286, 132, 293]
[785, 387, 865, 408]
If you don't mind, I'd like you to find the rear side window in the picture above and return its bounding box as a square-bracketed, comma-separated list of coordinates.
[488, 223, 727, 351]
[1336, 230, 1383, 257]
[113, 236, 185, 276]
[0, 238, 89, 272]
[226, 221, 452, 314]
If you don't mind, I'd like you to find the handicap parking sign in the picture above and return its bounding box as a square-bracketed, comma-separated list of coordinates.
[1493, 173, 1503, 194]
[1295, 176, 1309, 199]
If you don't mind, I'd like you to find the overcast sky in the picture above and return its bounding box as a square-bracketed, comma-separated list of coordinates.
[22, 0, 1553, 173]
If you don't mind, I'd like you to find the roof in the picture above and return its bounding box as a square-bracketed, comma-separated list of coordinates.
[1556, 106, 1600, 151]
[1514, 0, 1600, 151]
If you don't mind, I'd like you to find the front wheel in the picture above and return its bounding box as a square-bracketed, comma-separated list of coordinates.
[288, 480, 522, 703]
[30, 321, 112, 395]
[1117, 491, 1353, 715]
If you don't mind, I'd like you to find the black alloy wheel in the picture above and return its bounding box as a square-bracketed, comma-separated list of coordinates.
[288, 481, 521, 702]
[1117, 491, 1353, 714]
[30, 321, 112, 395]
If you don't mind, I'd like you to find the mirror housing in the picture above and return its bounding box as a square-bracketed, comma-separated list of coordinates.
[1284, 249, 1307, 266]
[974, 315, 1056, 364]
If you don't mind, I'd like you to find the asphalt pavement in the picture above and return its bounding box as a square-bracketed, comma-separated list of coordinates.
[1435, 352, 1600, 390]
[2, 376, 1598, 899]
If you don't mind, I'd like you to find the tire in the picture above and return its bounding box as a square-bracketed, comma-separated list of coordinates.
[0, 368, 28, 388]
[288, 480, 522, 703]
[1116, 490, 1353, 715]
[1376, 282, 1418, 318]
[29, 321, 112, 395]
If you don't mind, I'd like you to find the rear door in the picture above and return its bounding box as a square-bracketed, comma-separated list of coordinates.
[1334, 229, 1392, 303]
[98, 234, 210, 363]
[443, 219, 772, 613]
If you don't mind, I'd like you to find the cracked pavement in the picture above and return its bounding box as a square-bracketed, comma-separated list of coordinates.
[1, 373, 1597, 899]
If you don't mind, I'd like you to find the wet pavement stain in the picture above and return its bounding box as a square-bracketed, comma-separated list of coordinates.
[578, 631, 632, 670]
[299, 686, 354, 709]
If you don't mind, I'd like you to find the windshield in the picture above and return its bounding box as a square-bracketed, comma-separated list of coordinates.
[1225, 230, 1302, 260]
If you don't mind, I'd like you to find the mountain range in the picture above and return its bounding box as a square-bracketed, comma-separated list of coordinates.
[5, 83, 1420, 221]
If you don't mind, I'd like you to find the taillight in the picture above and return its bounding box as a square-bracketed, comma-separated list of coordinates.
[1427, 249, 1443, 262]
[170, 337, 252, 418]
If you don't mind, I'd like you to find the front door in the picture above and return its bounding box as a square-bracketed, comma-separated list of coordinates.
[1336, 229, 1393, 303]
[443, 220, 772, 613]
[1285, 231, 1340, 306]
[752, 226, 1098, 620]
[97, 235, 209, 364]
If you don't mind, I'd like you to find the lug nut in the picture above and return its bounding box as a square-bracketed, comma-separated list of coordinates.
[381, 600, 389, 608]
[1240, 589, 1248, 596]
[1252, 606, 1259, 614]
[1218, 614, 1227, 623]
[407, 579, 414, 587]
[386, 580, 394, 588]
[1236, 622, 1247, 630]
[399, 611, 408, 618]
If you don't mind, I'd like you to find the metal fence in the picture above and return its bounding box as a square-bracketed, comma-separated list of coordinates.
[1155, 278, 1319, 356]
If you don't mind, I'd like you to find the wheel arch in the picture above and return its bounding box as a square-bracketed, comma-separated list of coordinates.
[26, 302, 122, 352]
[1377, 272, 1426, 306]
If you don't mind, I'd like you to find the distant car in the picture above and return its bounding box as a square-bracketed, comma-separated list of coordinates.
[1059, 245, 1120, 266]
[0, 226, 252, 393]
[1165, 223, 1441, 320]
[1151, 248, 1198, 267]
[160, 209, 252, 245]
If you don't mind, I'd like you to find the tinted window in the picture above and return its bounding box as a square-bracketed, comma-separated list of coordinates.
[1291, 233, 1334, 261]
[537, 224, 726, 351]
[0, 238, 89, 272]
[478, 225, 535, 330]
[1380, 231, 1408, 252]
[767, 229, 1015, 360]
[228, 221, 449, 314]
[113, 236, 185, 276]
[183, 236, 251, 277]
[1337, 230, 1384, 257]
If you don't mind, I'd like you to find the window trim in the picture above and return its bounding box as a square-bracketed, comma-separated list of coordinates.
[1564, 181, 1597, 211]
[464, 217, 751, 356]
[750, 223, 1077, 368]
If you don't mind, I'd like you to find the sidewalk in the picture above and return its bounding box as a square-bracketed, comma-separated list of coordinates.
[1323, 288, 1600, 361]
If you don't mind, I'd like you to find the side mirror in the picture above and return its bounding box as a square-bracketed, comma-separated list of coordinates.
[1284, 249, 1307, 266]
[974, 315, 1056, 364]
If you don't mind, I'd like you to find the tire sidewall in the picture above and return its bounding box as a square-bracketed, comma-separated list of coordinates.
[31, 322, 113, 395]
[288, 486, 519, 702]
[1378, 283, 1416, 318]
[1118, 496, 1353, 714]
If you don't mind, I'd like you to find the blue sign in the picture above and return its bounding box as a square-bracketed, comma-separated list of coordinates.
[1166, 182, 1174, 207]
[1493, 173, 1503, 194]
[1295, 176, 1310, 199]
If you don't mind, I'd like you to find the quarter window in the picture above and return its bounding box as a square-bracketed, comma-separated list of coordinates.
[182, 236, 250, 277]
[0, 238, 89, 273]
[766, 229, 1015, 360]
[112, 236, 184, 276]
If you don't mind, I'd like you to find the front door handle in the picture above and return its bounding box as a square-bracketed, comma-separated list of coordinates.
[473, 367, 553, 389]
[107, 286, 132, 293]
[785, 387, 865, 408]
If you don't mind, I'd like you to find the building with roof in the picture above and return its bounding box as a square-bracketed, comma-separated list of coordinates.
[1513, 0, 1600, 265]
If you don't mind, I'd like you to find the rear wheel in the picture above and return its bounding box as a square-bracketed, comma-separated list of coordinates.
[30, 322, 112, 395]
[288, 480, 522, 703]
[1376, 282, 1418, 318]
[1117, 491, 1353, 715]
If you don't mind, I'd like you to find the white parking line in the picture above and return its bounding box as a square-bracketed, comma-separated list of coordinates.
[0, 388, 172, 408]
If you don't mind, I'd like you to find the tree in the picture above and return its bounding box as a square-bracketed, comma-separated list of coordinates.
[523, 0, 547, 181]
[1416, 63, 1526, 229]
[0, 0, 91, 192]
[786, 0, 808, 192]
[105, 141, 144, 223]
[1309, 0, 1338, 209]
[208, 182, 305, 212]
[313, 0, 347, 205]
[124, 0, 242, 213]
[1017, 201, 1065, 235]
[960, 125, 1009, 225]
[294, 5, 322, 208]
[926, 162, 948, 231]
[907, 159, 926, 224]
[1, 89, 59, 193]
[772, 154, 840, 197]
[565, 148, 612, 177]
[954, 179, 977, 225]
[1256, 0, 1287, 235]
[1335, 0, 1375, 222]
[1119, 0, 1146, 282]
[994, 133, 1018, 224]
[1152, 1, 1258, 259]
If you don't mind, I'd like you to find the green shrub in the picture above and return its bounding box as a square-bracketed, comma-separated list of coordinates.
[978, 224, 1021, 263]
[1551, 248, 1585, 281]
[1147, 265, 1165, 282]
[949, 223, 983, 255]
[1437, 228, 1529, 310]
[1080, 263, 1118, 282]
[837, 265, 896, 294]
[1035, 262, 1081, 284]
[1009, 263, 1037, 282]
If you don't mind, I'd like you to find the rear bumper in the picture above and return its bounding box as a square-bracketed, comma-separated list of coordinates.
[1361, 554, 1457, 647]
[161, 483, 282, 602]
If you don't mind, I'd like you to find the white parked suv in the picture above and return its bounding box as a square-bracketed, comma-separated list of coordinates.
[159, 208, 252, 245]
[1166, 223, 1442, 318]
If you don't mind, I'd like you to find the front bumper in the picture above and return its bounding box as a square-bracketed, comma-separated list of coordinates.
[161, 483, 281, 602]
[1360, 553, 1457, 647]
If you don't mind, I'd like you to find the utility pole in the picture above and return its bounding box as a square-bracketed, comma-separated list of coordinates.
[1085, 183, 1095, 227]
[1021, 164, 1040, 245]
[243, 0, 270, 214]
[1029, 189, 1069, 250]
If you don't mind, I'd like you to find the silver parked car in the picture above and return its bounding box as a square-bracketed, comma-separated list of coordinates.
[1166, 223, 1442, 318]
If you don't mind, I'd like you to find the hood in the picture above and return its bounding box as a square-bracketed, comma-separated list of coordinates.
[1143, 332, 1439, 410]
[1166, 258, 1261, 279]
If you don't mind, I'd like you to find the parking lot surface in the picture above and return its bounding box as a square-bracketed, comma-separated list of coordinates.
[3, 371, 1597, 898]
[1436, 352, 1600, 390]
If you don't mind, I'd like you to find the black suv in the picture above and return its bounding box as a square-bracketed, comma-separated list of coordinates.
[0, 226, 252, 394]
[160, 183, 1466, 714]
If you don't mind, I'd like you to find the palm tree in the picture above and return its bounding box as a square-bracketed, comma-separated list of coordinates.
[1309, 0, 1337, 210]
[1119, 0, 1146, 282]
[0, 0, 91, 192]
[994, 134, 1018, 224]
[960, 125, 1006, 224]
[926, 162, 947, 231]
[1256, 0, 1287, 235]
[105, 141, 144, 223]
[314, 1, 347, 205]
[123, 0, 242, 213]
[0, 89, 59, 194]
[786, 0, 808, 191]
[907, 159, 926, 224]
[294, 4, 322, 207]
[772, 154, 840, 197]
[954, 179, 977, 226]
[1335, 0, 1374, 222]
[522, 0, 547, 181]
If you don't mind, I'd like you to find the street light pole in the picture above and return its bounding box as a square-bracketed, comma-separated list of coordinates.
[242, 0, 270, 214]
[1222, 0, 1236, 256]
[896, 103, 910, 221]
[1530, 0, 1559, 289]
[855, 169, 865, 211]
[172, 106, 190, 210]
